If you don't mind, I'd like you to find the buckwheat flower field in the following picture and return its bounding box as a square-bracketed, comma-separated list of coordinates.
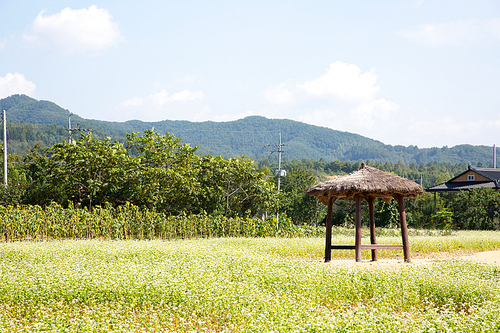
[1, 236, 500, 332]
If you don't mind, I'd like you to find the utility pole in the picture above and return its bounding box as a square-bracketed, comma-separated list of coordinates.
[276, 132, 285, 192]
[267, 131, 286, 227]
[67, 113, 90, 143]
[68, 113, 73, 144]
[2, 110, 7, 187]
[494, 144, 497, 169]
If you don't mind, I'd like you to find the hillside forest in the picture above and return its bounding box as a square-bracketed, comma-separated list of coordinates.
[1, 129, 500, 231]
[1, 94, 497, 165]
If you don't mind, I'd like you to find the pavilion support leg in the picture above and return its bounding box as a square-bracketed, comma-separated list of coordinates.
[396, 195, 411, 263]
[324, 196, 335, 262]
[355, 196, 362, 262]
[367, 197, 378, 261]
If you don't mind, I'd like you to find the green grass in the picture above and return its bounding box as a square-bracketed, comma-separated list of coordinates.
[1, 235, 500, 332]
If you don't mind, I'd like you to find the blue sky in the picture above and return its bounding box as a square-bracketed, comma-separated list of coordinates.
[1, 1, 500, 148]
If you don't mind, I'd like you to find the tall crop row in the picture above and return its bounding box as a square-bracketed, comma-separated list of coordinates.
[0, 203, 323, 241]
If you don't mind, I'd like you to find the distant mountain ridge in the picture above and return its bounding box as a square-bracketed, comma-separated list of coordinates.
[0, 94, 495, 165]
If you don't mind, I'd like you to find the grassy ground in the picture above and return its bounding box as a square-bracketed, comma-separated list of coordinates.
[1, 231, 500, 332]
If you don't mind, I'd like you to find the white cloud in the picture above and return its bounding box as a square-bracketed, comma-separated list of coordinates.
[0, 73, 36, 99]
[297, 109, 342, 129]
[412, 0, 424, 9]
[263, 82, 294, 105]
[298, 61, 379, 102]
[486, 19, 500, 39]
[194, 105, 212, 121]
[403, 18, 500, 46]
[147, 89, 204, 106]
[167, 89, 205, 102]
[264, 61, 397, 137]
[147, 90, 169, 106]
[351, 98, 400, 128]
[265, 61, 380, 106]
[23, 6, 124, 54]
[121, 96, 143, 106]
[264, 60, 500, 148]
[213, 110, 255, 122]
[408, 115, 500, 145]
[298, 107, 500, 148]
[118, 88, 207, 121]
[179, 75, 198, 84]
[297, 98, 399, 141]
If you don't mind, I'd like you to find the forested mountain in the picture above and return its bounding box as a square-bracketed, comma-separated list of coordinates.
[0, 94, 496, 165]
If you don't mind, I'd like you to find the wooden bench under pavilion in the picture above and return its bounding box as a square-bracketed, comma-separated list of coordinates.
[306, 163, 424, 263]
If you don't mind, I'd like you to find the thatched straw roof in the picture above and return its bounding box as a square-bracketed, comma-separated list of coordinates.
[306, 163, 424, 205]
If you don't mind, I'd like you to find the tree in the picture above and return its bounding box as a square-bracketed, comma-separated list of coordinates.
[374, 199, 399, 228]
[196, 155, 276, 217]
[278, 167, 325, 225]
[448, 188, 500, 230]
[14, 144, 55, 206]
[44, 134, 133, 209]
[0, 149, 30, 206]
[125, 129, 200, 214]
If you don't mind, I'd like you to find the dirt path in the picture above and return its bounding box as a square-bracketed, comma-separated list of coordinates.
[457, 250, 500, 265]
[325, 250, 500, 268]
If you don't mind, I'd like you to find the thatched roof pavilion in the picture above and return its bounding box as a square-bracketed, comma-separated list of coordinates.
[306, 163, 423, 263]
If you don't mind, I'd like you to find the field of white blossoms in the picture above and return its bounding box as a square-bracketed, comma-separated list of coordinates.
[1, 233, 500, 332]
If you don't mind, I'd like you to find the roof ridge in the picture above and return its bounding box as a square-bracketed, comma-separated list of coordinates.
[470, 166, 500, 181]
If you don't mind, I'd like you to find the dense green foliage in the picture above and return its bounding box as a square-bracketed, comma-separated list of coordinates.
[447, 188, 500, 230]
[260, 157, 467, 189]
[1, 94, 496, 164]
[277, 167, 325, 226]
[1, 130, 277, 218]
[3, 121, 67, 154]
[262, 158, 500, 230]
[2, 129, 500, 230]
[3, 120, 125, 155]
[1, 238, 500, 331]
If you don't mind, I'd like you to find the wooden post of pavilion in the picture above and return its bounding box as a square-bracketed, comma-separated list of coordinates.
[396, 194, 411, 263]
[354, 196, 362, 262]
[367, 196, 378, 261]
[324, 196, 335, 262]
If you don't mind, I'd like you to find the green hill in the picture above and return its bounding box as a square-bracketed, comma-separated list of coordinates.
[0, 94, 495, 165]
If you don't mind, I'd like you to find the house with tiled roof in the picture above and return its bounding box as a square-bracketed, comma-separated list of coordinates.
[426, 165, 500, 192]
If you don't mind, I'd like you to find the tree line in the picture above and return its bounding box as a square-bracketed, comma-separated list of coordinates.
[1, 129, 500, 230]
[1, 130, 278, 219]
